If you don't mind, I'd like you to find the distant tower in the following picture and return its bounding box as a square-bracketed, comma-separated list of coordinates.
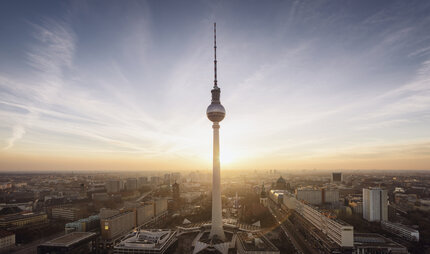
[234, 192, 239, 209]
[172, 181, 180, 210]
[207, 22, 226, 241]
[260, 183, 268, 207]
[332, 172, 342, 183]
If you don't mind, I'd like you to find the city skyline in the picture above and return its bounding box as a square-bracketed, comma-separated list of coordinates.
[1, 0, 430, 171]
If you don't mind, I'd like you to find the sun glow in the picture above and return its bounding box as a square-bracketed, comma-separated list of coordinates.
[220, 148, 242, 165]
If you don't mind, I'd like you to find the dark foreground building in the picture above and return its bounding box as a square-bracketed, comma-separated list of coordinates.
[37, 232, 97, 254]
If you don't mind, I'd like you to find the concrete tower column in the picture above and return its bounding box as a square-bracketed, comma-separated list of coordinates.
[210, 122, 225, 240]
[206, 22, 226, 241]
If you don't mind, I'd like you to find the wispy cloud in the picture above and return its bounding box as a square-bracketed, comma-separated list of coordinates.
[1, 1, 430, 170]
[3, 125, 26, 150]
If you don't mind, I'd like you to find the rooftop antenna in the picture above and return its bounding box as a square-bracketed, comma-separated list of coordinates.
[214, 22, 217, 88]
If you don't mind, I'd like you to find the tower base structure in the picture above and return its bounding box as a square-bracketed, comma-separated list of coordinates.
[176, 219, 279, 254]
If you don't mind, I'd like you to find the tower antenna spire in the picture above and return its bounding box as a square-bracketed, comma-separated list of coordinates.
[214, 22, 217, 88]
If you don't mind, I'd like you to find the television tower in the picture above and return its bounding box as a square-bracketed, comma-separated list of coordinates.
[207, 22, 226, 241]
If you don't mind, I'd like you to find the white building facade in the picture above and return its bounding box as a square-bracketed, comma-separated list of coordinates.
[363, 188, 388, 222]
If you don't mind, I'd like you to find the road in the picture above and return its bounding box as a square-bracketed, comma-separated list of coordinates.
[268, 205, 304, 254]
[268, 199, 319, 254]
[136, 191, 152, 202]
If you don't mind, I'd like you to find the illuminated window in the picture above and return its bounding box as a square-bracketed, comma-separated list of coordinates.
[105, 225, 109, 230]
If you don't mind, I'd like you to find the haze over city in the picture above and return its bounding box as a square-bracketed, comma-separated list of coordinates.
[1, 0, 430, 171]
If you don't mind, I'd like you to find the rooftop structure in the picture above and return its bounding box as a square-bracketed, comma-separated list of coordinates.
[381, 221, 419, 242]
[354, 233, 408, 254]
[0, 212, 47, 229]
[114, 229, 177, 254]
[236, 232, 279, 254]
[37, 232, 97, 254]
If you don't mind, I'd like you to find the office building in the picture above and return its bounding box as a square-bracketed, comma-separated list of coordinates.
[100, 208, 120, 219]
[126, 178, 138, 191]
[138, 177, 148, 187]
[164, 174, 171, 185]
[171, 172, 181, 182]
[353, 233, 408, 254]
[52, 207, 82, 221]
[101, 211, 135, 241]
[0, 230, 15, 251]
[332, 172, 342, 183]
[300, 203, 354, 247]
[155, 198, 168, 217]
[172, 182, 180, 210]
[136, 204, 154, 226]
[65, 215, 100, 233]
[106, 180, 120, 193]
[381, 221, 419, 242]
[0, 212, 47, 229]
[296, 187, 322, 204]
[113, 229, 177, 254]
[279, 193, 353, 248]
[37, 232, 97, 254]
[363, 188, 388, 222]
[150, 176, 161, 184]
[295, 187, 339, 205]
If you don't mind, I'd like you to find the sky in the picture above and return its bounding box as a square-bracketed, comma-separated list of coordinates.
[0, 0, 430, 172]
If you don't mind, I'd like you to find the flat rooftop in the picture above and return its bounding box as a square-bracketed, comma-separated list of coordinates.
[354, 233, 406, 249]
[40, 232, 96, 247]
[237, 232, 278, 252]
[0, 212, 46, 221]
[115, 229, 177, 250]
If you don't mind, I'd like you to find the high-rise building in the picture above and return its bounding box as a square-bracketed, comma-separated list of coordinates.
[126, 178, 137, 191]
[52, 207, 83, 221]
[150, 176, 161, 185]
[363, 188, 388, 222]
[106, 179, 120, 193]
[332, 172, 342, 183]
[164, 173, 171, 185]
[172, 182, 180, 210]
[138, 176, 148, 187]
[171, 172, 181, 182]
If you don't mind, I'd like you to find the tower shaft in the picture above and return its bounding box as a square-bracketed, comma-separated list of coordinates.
[209, 122, 225, 240]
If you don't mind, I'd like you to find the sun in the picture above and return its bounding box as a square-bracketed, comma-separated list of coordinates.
[220, 149, 239, 165]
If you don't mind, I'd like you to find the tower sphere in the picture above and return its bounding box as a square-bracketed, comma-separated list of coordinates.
[207, 102, 225, 122]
